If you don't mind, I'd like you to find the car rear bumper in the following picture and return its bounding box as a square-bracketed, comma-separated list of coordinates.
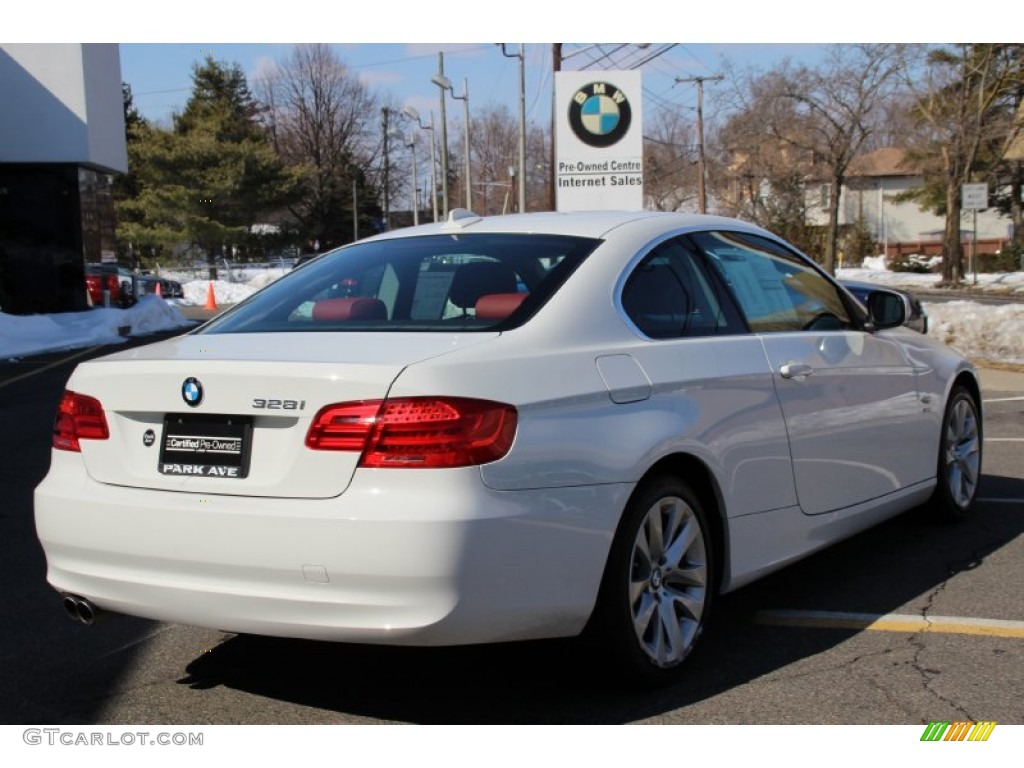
[35, 452, 630, 645]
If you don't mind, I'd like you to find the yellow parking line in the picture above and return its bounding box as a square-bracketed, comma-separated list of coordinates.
[755, 610, 1024, 639]
[0, 346, 103, 391]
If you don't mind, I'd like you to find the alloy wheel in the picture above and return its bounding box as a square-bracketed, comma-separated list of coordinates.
[944, 395, 981, 510]
[629, 495, 708, 668]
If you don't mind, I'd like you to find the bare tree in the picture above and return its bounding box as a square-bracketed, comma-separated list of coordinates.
[258, 44, 382, 247]
[714, 69, 821, 254]
[466, 104, 519, 215]
[643, 107, 699, 212]
[765, 45, 907, 273]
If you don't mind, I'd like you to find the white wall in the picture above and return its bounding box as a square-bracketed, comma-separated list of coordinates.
[808, 176, 1012, 243]
[0, 43, 127, 173]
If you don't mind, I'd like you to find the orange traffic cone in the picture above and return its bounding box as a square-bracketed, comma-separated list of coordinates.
[154, 280, 163, 298]
[204, 281, 218, 311]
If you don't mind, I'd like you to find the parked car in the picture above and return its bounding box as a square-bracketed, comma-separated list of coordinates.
[37, 211, 982, 685]
[840, 279, 928, 334]
[138, 274, 184, 299]
[83, 264, 123, 307]
[103, 268, 185, 306]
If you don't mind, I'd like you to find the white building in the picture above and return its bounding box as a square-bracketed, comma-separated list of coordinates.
[0, 44, 127, 313]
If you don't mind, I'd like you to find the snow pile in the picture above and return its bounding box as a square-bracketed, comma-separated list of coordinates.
[838, 266, 1024, 294]
[0, 296, 193, 360]
[924, 300, 1024, 365]
[178, 279, 261, 307]
[164, 269, 290, 307]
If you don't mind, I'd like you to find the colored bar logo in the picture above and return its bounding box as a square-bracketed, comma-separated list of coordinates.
[921, 721, 997, 741]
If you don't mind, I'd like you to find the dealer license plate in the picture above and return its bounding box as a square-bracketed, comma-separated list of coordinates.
[158, 414, 253, 478]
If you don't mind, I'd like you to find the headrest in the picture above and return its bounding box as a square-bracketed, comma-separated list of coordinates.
[475, 292, 527, 321]
[448, 262, 518, 310]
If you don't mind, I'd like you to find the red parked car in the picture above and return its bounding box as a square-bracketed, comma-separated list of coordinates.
[84, 265, 122, 307]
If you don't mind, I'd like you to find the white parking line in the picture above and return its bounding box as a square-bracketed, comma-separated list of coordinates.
[755, 610, 1024, 638]
[983, 396, 1024, 403]
[985, 438, 1024, 442]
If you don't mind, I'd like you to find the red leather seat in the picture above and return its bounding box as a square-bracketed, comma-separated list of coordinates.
[311, 297, 387, 321]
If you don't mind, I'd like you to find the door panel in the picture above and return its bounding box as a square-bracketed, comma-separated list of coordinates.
[761, 331, 932, 515]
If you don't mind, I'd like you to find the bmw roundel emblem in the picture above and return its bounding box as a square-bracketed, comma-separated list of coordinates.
[568, 81, 633, 148]
[182, 377, 203, 407]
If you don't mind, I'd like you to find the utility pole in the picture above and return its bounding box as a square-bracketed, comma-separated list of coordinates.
[675, 75, 723, 214]
[435, 52, 450, 218]
[551, 43, 562, 211]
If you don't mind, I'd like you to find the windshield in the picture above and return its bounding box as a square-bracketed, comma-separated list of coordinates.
[199, 233, 600, 334]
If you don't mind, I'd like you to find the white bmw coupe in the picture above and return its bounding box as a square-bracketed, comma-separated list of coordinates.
[35, 210, 982, 685]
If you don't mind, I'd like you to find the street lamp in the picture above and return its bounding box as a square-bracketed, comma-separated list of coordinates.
[404, 132, 419, 226]
[431, 52, 451, 218]
[499, 44, 527, 213]
[403, 106, 438, 223]
[381, 107, 392, 230]
[432, 73, 472, 211]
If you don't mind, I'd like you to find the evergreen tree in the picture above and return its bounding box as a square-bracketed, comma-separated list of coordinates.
[114, 60, 300, 265]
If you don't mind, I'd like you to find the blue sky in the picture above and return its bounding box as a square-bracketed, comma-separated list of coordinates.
[118, 42, 833, 129]
[18, 1, 973, 130]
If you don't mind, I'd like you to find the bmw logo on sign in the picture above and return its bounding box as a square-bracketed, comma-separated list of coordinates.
[568, 81, 633, 148]
[182, 377, 203, 407]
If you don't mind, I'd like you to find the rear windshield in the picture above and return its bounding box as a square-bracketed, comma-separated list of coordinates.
[199, 233, 600, 334]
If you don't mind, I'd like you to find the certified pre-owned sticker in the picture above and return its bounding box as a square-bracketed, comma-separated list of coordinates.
[568, 81, 632, 148]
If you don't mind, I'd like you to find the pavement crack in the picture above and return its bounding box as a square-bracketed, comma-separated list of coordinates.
[909, 569, 971, 720]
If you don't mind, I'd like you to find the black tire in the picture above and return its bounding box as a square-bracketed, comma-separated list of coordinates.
[929, 386, 982, 522]
[588, 474, 715, 687]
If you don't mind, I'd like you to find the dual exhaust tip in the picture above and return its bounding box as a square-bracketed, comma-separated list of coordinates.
[61, 594, 111, 625]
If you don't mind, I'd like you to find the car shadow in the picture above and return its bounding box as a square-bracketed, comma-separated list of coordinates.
[178, 474, 1024, 724]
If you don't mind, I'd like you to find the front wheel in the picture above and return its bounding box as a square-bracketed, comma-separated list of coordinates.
[588, 475, 714, 686]
[930, 386, 982, 521]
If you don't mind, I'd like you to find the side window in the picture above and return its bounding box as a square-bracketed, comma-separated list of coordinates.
[621, 239, 743, 339]
[692, 231, 853, 333]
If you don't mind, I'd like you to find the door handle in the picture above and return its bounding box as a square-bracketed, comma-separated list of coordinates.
[779, 362, 813, 379]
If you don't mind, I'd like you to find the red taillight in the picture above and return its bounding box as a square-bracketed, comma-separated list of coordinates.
[306, 397, 517, 468]
[305, 400, 381, 452]
[53, 390, 110, 451]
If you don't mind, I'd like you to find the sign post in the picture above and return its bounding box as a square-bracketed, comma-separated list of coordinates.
[962, 183, 987, 285]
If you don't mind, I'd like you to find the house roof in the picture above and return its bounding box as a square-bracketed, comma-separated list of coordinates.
[847, 147, 918, 178]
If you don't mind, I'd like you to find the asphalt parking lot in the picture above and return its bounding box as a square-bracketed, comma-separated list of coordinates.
[0, 337, 1021, 725]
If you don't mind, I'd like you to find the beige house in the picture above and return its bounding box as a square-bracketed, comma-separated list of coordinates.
[806, 147, 1013, 259]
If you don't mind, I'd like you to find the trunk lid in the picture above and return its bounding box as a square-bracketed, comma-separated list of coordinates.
[68, 331, 497, 498]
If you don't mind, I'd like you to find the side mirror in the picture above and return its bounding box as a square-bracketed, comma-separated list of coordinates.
[866, 289, 906, 330]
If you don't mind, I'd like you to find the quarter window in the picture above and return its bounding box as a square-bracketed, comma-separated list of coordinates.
[621, 239, 742, 338]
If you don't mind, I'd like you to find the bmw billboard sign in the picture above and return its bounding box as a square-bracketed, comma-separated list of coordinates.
[555, 71, 643, 211]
